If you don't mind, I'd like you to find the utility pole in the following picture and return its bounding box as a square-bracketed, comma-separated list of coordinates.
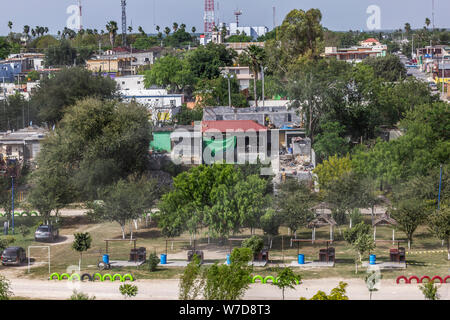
[121, 0, 127, 47]
[261, 65, 266, 107]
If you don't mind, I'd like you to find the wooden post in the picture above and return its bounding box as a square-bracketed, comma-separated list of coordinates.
[392, 229, 395, 245]
[281, 235, 284, 263]
[374, 226, 377, 241]
[330, 225, 333, 242]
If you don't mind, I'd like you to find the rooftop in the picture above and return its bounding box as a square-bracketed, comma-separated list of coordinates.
[201, 120, 267, 132]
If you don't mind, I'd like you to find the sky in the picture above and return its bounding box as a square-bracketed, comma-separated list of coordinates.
[1, 0, 449, 35]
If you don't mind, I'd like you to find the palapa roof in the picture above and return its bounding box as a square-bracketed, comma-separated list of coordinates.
[307, 214, 337, 228]
[372, 212, 397, 227]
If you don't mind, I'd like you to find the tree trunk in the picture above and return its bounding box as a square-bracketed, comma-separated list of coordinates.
[120, 224, 125, 239]
[355, 261, 358, 274]
[349, 217, 353, 229]
[79, 253, 82, 271]
[253, 75, 258, 107]
[282, 288, 285, 300]
[447, 239, 450, 261]
[408, 239, 411, 250]
[371, 206, 374, 225]
[129, 221, 133, 240]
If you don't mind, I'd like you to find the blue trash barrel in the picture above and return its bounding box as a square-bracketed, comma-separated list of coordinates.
[369, 254, 376, 265]
[298, 254, 305, 265]
[102, 254, 109, 264]
[288, 147, 293, 154]
[226, 254, 231, 265]
[160, 253, 167, 265]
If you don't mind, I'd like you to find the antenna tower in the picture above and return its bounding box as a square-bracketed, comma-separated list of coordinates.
[204, 0, 215, 34]
[121, 0, 127, 47]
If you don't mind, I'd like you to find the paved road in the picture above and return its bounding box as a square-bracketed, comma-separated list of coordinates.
[8, 277, 450, 300]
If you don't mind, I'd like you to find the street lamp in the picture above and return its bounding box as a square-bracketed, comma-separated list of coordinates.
[222, 72, 235, 107]
[261, 66, 267, 107]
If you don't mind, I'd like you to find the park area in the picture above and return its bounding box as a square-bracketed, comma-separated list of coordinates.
[1, 212, 448, 287]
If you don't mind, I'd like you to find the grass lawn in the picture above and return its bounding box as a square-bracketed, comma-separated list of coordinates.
[1, 215, 448, 282]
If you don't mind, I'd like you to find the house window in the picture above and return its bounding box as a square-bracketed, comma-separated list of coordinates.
[122, 81, 125, 84]
[287, 114, 292, 122]
[170, 100, 176, 107]
[137, 81, 141, 84]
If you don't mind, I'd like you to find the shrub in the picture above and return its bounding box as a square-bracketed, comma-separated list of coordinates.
[119, 284, 138, 299]
[17, 225, 30, 238]
[69, 290, 96, 300]
[0, 275, 13, 300]
[241, 236, 264, 259]
[148, 252, 159, 272]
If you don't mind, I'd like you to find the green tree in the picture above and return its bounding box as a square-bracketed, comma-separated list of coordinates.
[390, 199, 428, 249]
[90, 176, 158, 239]
[273, 267, 301, 300]
[428, 205, 450, 260]
[260, 209, 281, 245]
[106, 21, 118, 47]
[276, 179, 315, 238]
[144, 55, 194, 94]
[313, 121, 349, 162]
[313, 154, 352, 190]
[33, 98, 150, 202]
[31, 67, 117, 126]
[202, 248, 253, 300]
[241, 236, 264, 259]
[323, 171, 369, 227]
[179, 254, 204, 300]
[344, 222, 375, 273]
[244, 45, 265, 106]
[72, 232, 92, 270]
[362, 55, 407, 82]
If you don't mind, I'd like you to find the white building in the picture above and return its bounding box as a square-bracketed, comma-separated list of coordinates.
[115, 75, 184, 123]
[228, 23, 268, 40]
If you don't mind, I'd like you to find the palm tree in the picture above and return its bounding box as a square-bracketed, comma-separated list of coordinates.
[191, 26, 196, 34]
[138, 26, 145, 35]
[128, 26, 133, 33]
[172, 22, 178, 32]
[180, 24, 186, 31]
[156, 25, 160, 32]
[106, 21, 119, 48]
[44, 27, 49, 35]
[23, 25, 30, 35]
[245, 45, 266, 107]
[31, 29, 36, 38]
[164, 27, 171, 37]
[404, 22, 411, 35]
[425, 18, 431, 29]
[7, 21, 13, 31]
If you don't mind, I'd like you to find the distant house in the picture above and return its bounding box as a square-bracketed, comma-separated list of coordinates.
[220, 66, 256, 90]
[0, 127, 48, 166]
[116, 75, 184, 123]
[324, 39, 387, 63]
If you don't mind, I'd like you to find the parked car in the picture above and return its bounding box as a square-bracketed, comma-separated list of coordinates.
[34, 224, 59, 242]
[1, 246, 26, 266]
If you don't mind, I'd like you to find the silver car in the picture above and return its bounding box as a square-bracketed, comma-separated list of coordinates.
[34, 225, 59, 242]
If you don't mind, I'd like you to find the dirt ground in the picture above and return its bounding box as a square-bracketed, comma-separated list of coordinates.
[7, 277, 450, 300]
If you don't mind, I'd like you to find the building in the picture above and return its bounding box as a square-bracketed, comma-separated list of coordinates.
[324, 38, 387, 63]
[202, 105, 302, 129]
[0, 127, 48, 166]
[227, 23, 268, 40]
[0, 53, 46, 83]
[324, 46, 386, 62]
[90, 47, 162, 75]
[116, 75, 184, 123]
[434, 62, 450, 84]
[86, 56, 135, 76]
[225, 42, 264, 55]
[220, 66, 256, 91]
